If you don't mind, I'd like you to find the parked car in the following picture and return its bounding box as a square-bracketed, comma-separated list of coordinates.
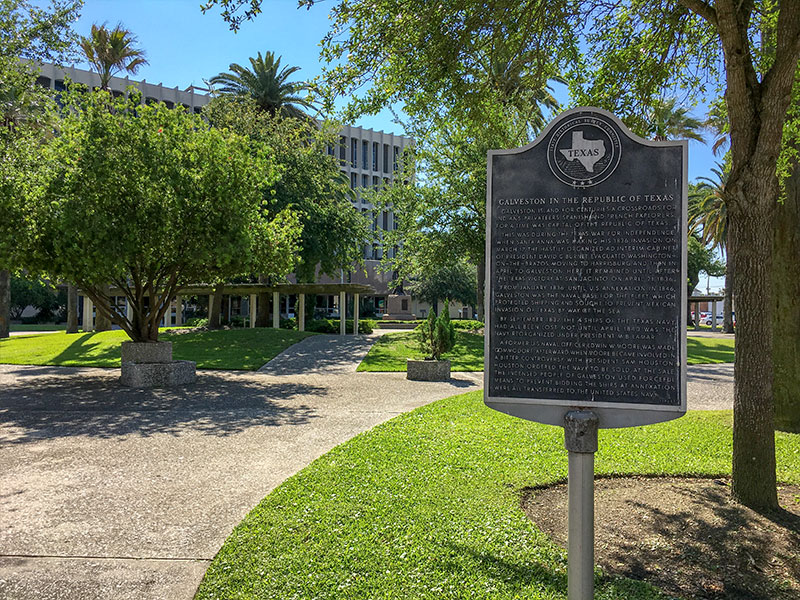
[705, 312, 735, 326]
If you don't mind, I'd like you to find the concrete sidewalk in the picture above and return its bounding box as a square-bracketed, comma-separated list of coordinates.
[0, 360, 481, 599]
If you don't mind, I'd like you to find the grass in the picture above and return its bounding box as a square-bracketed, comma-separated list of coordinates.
[357, 331, 485, 371]
[359, 332, 735, 371]
[686, 336, 736, 364]
[0, 327, 315, 370]
[9, 323, 66, 331]
[196, 393, 800, 599]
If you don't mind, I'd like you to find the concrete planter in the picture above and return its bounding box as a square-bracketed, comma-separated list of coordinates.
[406, 358, 451, 381]
[121, 341, 173, 364]
[120, 341, 196, 388]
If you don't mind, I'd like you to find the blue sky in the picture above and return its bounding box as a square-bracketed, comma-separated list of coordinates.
[74, 0, 725, 291]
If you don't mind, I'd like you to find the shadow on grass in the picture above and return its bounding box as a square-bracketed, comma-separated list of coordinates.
[0, 369, 324, 443]
[50, 332, 121, 366]
[687, 337, 735, 363]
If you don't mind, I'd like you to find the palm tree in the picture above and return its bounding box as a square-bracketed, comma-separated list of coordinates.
[209, 51, 314, 118]
[80, 23, 148, 90]
[690, 164, 733, 333]
[647, 98, 705, 142]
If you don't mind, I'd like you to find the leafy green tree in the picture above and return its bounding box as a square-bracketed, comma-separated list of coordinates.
[0, 0, 80, 338]
[79, 22, 148, 90]
[690, 166, 733, 332]
[406, 260, 477, 316]
[688, 234, 726, 320]
[203, 97, 369, 324]
[9, 275, 59, 320]
[209, 51, 313, 118]
[5, 89, 301, 343]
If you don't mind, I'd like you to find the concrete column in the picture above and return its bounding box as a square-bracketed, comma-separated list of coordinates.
[176, 295, 183, 326]
[82, 295, 94, 332]
[273, 291, 280, 329]
[339, 291, 346, 335]
[711, 299, 717, 332]
[249, 294, 257, 328]
[298, 293, 305, 332]
[353, 293, 360, 335]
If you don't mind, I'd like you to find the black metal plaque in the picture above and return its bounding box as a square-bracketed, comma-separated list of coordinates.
[485, 108, 687, 428]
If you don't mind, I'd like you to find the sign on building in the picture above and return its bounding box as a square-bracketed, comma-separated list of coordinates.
[485, 107, 687, 428]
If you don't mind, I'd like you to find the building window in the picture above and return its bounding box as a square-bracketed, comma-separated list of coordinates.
[54, 79, 66, 91]
[362, 174, 369, 190]
[383, 144, 390, 173]
[339, 136, 347, 164]
[194, 106, 203, 114]
[373, 176, 379, 188]
[350, 172, 358, 189]
[36, 76, 51, 89]
[351, 137, 358, 168]
[383, 177, 390, 186]
[327, 144, 334, 156]
[382, 211, 388, 230]
[362, 140, 369, 169]
[393, 146, 399, 171]
[372, 142, 379, 171]
[164, 100, 175, 109]
[146, 97, 158, 105]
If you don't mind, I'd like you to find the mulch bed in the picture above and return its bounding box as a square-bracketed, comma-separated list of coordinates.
[522, 477, 800, 599]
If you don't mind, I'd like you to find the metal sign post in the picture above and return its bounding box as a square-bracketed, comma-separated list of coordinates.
[564, 411, 598, 600]
[484, 107, 688, 599]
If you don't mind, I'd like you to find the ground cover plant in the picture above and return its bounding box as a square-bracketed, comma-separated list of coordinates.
[359, 332, 735, 371]
[195, 392, 800, 599]
[0, 328, 313, 370]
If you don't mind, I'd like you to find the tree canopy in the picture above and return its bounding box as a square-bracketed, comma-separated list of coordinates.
[203, 96, 369, 282]
[5, 89, 301, 342]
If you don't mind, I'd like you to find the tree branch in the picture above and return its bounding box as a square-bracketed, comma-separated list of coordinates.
[677, 0, 717, 25]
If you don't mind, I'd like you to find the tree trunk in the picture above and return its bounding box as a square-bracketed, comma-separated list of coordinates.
[94, 285, 112, 332]
[66, 284, 79, 333]
[208, 287, 223, 329]
[255, 275, 269, 327]
[773, 161, 800, 433]
[0, 269, 9, 338]
[729, 189, 778, 510]
[723, 248, 734, 333]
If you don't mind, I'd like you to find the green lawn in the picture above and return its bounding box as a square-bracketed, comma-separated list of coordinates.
[9, 323, 67, 331]
[196, 393, 800, 599]
[359, 331, 735, 371]
[357, 331, 485, 371]
[0, 327, 315, 370]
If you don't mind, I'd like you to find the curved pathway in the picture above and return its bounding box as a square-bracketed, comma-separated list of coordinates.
[0, 334, 481, 599]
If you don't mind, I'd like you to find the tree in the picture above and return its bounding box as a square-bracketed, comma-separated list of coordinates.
[9, 275, 51, 319]
[417, 299, 456, 361]
[689, 165, 733, 332]
[203, 97, 369, 325]
[406, 260, 477, 316]
[688, 234, 726, 310]
[79, 22, 148, 90]
[0, 0, 80, 338]
[647, 97, 705, 142]
[206, 0, 800, 510]
[209, 51, 313, 118]
[5, 89, 301, 343]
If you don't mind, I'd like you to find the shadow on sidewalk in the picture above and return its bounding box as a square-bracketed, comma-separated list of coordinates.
[0, 370, 324, 443]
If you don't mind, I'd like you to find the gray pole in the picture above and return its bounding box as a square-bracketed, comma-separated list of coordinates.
[564, 411, 599, 600]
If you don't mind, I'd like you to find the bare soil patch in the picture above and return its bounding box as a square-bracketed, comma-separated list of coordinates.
[523, 477, 800, 599]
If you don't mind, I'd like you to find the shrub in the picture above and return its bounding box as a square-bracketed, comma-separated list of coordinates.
[280, 318, 296, 330]
[306, 318, 374, 334]
[417, 300, 456, 360]
[451, 320, 484, 330]
[183, 317, 209, 328]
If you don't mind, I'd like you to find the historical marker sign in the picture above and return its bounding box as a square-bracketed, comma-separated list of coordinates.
[485, 107, 687, 428]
